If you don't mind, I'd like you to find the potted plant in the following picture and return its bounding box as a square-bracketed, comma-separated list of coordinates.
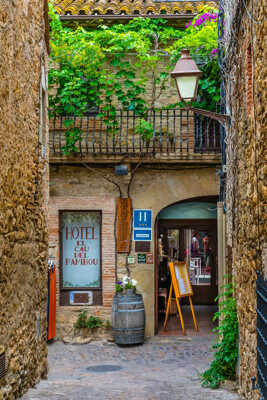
[115, 280, 124, 295]
[122, 276, 138, 295]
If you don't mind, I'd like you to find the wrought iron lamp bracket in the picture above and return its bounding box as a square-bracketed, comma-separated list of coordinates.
[188, 107, 230, 128]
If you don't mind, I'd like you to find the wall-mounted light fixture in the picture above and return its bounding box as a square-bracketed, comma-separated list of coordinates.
[114, 164, 129, 176]
[171, 49, 230, 127]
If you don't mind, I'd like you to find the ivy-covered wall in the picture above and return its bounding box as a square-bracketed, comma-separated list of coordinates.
[0, 1, 49, 398]
[223, 0, 267, 398]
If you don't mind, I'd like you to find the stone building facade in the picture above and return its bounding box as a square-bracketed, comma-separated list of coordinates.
[222, 0, 267, 398]
[49, 164, 219, 338]
[49, 1, 222, 341]
[0, 1, 49, 398]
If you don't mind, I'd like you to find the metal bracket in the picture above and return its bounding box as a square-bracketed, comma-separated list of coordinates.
[190, 107, 230, 128]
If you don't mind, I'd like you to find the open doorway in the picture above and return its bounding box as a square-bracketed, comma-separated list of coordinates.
[155, 198, 218, 335]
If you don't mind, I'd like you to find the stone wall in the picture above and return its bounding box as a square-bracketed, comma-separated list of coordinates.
[222, 0, 267, 398]
[49, 164, 219, 337]
[0, 1, 49, 399]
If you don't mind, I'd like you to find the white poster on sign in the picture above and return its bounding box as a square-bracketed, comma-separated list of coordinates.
[175, 264, 191, 296]
[61, 211, 101, 288]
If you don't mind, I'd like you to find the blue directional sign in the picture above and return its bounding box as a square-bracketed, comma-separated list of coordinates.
[133, 229, 152, 242]
[133, 209, 152, 241]
[133, 209, 152, 229]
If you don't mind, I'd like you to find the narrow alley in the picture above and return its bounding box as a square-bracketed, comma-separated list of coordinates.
[22, 335, 240, 400]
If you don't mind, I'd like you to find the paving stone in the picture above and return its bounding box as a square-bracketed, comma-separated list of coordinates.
[21, 334, 242, 400]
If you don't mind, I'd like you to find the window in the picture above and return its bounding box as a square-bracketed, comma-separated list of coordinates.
[60, 211, 102, 306]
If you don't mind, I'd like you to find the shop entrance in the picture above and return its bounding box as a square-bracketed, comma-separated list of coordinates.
[155, 199, 218, 335]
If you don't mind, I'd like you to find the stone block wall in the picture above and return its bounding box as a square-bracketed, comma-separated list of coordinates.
[222, 1, 267, 398]
[0, 1, 49, 399]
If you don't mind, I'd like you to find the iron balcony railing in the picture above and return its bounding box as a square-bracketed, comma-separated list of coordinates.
[50, 109, 221, 157]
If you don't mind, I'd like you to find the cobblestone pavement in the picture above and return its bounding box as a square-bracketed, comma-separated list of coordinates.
[22, 334, 241, 400]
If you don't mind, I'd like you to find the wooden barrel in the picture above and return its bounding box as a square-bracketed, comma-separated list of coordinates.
[112, 291, 145, 345]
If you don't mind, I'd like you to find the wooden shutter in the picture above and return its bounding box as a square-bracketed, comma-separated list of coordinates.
[117, 198, 132, 253]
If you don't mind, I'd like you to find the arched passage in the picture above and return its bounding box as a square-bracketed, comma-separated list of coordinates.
[154, 196, 218, 335]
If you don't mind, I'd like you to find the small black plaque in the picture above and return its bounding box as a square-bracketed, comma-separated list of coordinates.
[137, 253, 147, 264]
[135, 241, 150, 253]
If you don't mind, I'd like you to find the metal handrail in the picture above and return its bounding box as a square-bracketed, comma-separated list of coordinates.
[49, 109, 221, 157]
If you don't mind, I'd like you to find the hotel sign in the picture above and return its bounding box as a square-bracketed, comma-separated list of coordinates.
[61, 211, 101, 288]
[133, 209, 152, 241]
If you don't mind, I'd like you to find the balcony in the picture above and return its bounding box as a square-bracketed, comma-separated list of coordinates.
[49, 109, 221, 164]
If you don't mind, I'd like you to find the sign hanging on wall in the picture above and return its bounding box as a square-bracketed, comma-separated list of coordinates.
[61, 211, 101, 289]
[133, 209, 152, 229]
[69, 291, 93, 305]
[146, 253, 153, 264]
[127, 256, 136, 265]
[133, 229, 152, 241]
[117, 198, 132, 253]
[133, 209, 152, 242]
[137, 253, 147, 264]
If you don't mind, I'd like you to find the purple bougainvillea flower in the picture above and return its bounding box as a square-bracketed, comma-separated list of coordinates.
[211, 48, 218, 56]
[193, 12, 218, 27]
[185, 21, 192, 28]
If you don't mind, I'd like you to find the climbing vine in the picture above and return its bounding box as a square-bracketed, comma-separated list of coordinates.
[48, 3, 220, 153]
[201, 281, 239, 389]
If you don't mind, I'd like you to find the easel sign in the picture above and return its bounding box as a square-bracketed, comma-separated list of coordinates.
[163, 261, 198, 334]
[173, 261, 193, 297]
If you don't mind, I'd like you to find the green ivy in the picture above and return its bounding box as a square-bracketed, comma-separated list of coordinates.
[134, 119, 154, 142]
[48, 2, 220, 153]
[201, 280, 239, 389]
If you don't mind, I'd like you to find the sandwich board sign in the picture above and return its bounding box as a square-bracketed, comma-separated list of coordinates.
[163, 261, 198, 335]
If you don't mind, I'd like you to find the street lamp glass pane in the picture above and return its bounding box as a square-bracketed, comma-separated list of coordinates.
[176, 76, 197, 102]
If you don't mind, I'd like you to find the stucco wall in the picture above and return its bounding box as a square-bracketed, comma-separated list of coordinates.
[50, 165, 219, 337]
[0, 1, 49, 399]
[222, 0, 267, 398]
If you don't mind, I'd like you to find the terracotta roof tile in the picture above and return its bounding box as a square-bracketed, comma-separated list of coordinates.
[52, 0, 216, 16]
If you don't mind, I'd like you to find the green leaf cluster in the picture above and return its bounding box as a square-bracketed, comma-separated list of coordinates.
[201, 280, 239, 389]
[134, 119, 154, 142]
[74, 311, 103, 329]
